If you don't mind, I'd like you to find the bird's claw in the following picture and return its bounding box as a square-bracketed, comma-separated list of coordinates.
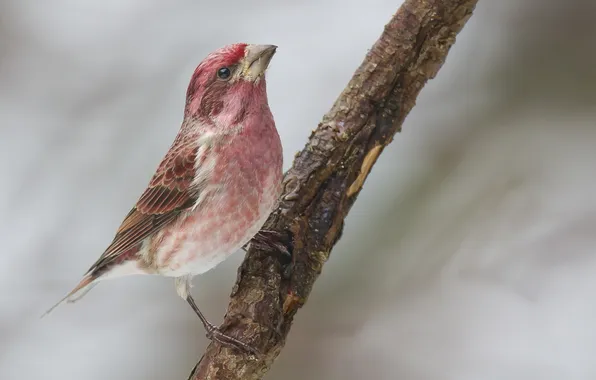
[250, 229, 292, 260]
[204, 322, 260, 356]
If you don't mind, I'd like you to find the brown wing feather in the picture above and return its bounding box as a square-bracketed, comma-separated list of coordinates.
[88, 135, 206, 273]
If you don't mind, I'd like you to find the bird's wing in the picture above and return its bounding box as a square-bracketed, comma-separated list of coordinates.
[88, 133, 210, 272]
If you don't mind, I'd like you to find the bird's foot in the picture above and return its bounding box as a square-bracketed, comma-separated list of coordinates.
[241, 230, 293, 279]
[203, 321, 260, 356]
[248, 229, 292, 260]
[185, 294, 260, 356]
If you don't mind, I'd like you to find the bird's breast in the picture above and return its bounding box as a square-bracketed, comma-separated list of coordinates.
[150, 140, 282, 277]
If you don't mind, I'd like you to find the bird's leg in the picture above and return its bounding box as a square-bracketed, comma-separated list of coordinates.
[175, 276, 259, 355]
[185, 295, 259, 355]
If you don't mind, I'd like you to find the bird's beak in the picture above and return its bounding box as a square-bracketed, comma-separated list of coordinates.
[241, 44, 277, 82]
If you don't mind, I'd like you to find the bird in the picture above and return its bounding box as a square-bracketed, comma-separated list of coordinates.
[44, 43, 283, 353]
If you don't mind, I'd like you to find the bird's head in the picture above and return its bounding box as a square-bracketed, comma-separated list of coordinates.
[184, 43, 277, 124]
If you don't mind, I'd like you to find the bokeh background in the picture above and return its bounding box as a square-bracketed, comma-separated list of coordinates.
[2, 0, 596, 379]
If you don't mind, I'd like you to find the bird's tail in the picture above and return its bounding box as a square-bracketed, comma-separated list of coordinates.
[41, 274, 98, 318]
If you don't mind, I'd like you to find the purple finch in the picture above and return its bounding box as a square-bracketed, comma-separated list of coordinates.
[45, 43, 283, 353]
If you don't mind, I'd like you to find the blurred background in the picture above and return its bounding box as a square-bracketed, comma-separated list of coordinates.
[2, 0, 596, 379]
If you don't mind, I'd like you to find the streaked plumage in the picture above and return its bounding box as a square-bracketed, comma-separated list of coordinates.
[45, 43, 282, 353]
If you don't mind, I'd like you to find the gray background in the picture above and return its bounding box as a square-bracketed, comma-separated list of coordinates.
[2, 0, 596, 379]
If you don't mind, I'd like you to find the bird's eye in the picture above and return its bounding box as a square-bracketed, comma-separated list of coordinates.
[217, 67, 231, 80]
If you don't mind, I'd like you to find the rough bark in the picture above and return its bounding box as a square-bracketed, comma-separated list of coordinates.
[188, 0, 478, 378]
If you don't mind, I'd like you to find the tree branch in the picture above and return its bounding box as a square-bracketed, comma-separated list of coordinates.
[188, 0, 478, 378]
